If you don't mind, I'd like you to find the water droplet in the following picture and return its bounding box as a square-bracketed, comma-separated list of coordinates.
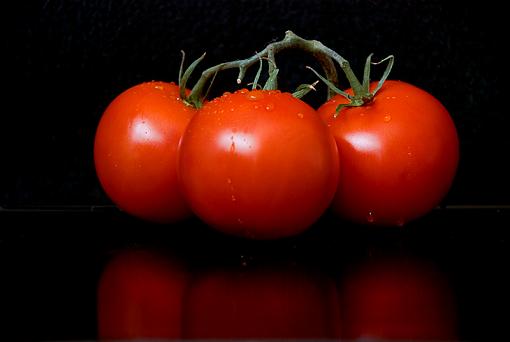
[265, 103, 274, 111]
[407, 151, 413, 157]
[383, 114, 392, 122]
[227, 178, 232, 184]
[240, 255, 247, 267]
[154, 84, 164, 90]
[237, 218, 244, 224]
[238, 89, 249, 94]
[229, 107, 235, 112]
[297, 112, 304, 119]
[248, 94, 259, 101]
[391, 96, 397, 99]
[223, 91, 231, 96]
[253, 104, 260, 109]
[366, 211, 375, 223]
[231, 194, 237, 202]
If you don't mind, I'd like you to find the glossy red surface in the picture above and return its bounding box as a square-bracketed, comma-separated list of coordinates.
[319, 81, 459, 226]
[179, 89, 339, 239]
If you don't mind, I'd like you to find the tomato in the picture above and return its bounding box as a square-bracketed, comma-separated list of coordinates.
[178, 89, 339, 239]
[97, 249, 189, 340]
[339, 257, 457, 340]
[94, 81, 195, 223]
[183, 264, 341, 339]
[318, 80, 459, 226]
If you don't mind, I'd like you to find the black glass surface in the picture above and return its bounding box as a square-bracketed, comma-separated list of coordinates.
[2, 1, 508, 341]
[1, 207, 508, 341]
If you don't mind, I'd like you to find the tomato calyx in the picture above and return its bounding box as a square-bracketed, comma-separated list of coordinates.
[308, 53, 394, 116]
[178, 50, 208, 108]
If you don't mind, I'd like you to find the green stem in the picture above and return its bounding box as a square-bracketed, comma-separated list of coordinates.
[187, 31, 350, 107]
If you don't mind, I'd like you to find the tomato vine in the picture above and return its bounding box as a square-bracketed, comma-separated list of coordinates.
[180, 31, 393, 109]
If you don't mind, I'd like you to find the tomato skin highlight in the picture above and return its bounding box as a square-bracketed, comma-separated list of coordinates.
[318, 80, 459, 226]
[178, 89, 339, 239]
[94, 81, 195, 223]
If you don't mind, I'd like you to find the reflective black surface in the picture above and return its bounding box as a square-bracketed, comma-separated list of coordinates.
[1, 207, 508, 341]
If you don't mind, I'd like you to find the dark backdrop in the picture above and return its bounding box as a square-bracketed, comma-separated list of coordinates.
[2, 0, 508, 207]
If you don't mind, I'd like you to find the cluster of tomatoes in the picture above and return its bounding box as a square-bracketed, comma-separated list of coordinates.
[94, 72, 458, 239]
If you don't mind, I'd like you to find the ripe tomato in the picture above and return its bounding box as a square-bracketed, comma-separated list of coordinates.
[318, 80, 459, 226]
[339, 257, 457, 340]
[183, 265, 341, 339]
[94, 81, 195, 223]
[178, 89, 339, 239]
[97, 249, 189, 340]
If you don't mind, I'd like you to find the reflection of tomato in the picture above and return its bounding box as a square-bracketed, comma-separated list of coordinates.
[183, 264, 341, 339]
[97, 249, 189, 340]
[318, 80, 459, 226]
[94, 82, 195, 223]
[179, 89, 339, 239]
[339, 257, 457, 340]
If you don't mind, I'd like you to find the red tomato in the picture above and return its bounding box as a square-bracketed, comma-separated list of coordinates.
[94, 81, 195, 223]
[178, 89, 339, 239]
[339, 257, 457, 340]
[318, 80, 459, 226]
[97, 249, 189, 340]
[183, 265, 341, 339]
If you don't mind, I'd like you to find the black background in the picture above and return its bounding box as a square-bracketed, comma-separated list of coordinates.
[1, 0, 509, 341]
[2, 0, 509, 206]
